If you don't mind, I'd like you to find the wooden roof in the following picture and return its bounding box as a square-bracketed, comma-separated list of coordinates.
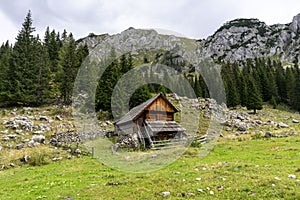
[115, 93, 179, 126]
[145, 120, 185, 133]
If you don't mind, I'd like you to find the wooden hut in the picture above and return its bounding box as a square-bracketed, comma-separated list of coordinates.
[114, 93, 185, 148]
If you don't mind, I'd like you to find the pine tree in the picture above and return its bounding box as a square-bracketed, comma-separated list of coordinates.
[129, 85, 152, 109]
[57, 33, 79, 105]
[246, 77, 263, 114]
[8, 10, 52, 106]
[0, 41, 12, 105]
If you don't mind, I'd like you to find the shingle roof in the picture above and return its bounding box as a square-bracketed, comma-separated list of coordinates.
[145, 120, 185, 133]
[115, 93, 179, 126]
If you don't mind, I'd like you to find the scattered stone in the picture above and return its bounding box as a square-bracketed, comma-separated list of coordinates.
[28, 140, 40, 147]
[220, 120, 230, 126]
[288, 174, 296, 179]
[31, 135, 46, 144]
[15, 143, 25, 149]
[52, 157, 63, 161]
[186, 192, 195, 196]
[75, 149, 81, 154]
[255, 120, 263, 125]
[2, 137, 9, 141]
[9, 163, 15, 167]
[39, 116, 48, 121]
[277, 122, 289, 128]
[1, 129, 8, 134]
[271, 184, 276, 187]
[203, 112, 210, 119]
[15, 129, 23, 135]
[274, 177, 281, 181]
[67, 149, 72, 153]
[67, 155, 72, 159]
[33, 131, 44, 135]
[56, 115, 63, 121]
[7, 134, 17, 139]
[151, 154, 157, 158]
[195, 178, 202, 181]
[0, 146, 2, 151]
[202, 167, 207, 171]
[161, 191, 170, 197]
[22, 139, 30, 143]
[106, 120, 113, 125]
[206, 187, 211, 191]
[20, 155, 31, 163]
[209, 191, 214, 195]
[238, 123, 247, 131]
[292, 119, 299, 123]
[217, 185, 224, 190]
[60, 196, 74, 200]
[197, 189, 204, 193]
[265, 131, 272, 138]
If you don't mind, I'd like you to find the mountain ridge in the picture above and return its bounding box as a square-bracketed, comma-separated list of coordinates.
[78, 13, 300, 64]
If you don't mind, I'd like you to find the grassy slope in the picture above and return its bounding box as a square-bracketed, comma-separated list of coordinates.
[0, 135, 299, 199]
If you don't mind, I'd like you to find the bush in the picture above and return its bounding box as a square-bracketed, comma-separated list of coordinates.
[28, 152, 48, 166]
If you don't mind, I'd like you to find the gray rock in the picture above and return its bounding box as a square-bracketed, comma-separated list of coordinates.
[2, 137, 9, 141]
[238, 123, 247, 132]
[288, 174, 296, 179]
[162, 191, 170, 197]
[28, 140, 40, 147]
[220, 120, 230, 126]
[15, 143, 25, 149]
[31, 135, 46, 144]
[203, 112, 210, 119]
[74, 149, 81, 154]
[9, 163, 15, 167]
[7, 134, 17, 139]
[265, 131, 272, 138]
[21, 155, 31, 163]
[15, 129, 23, 135]
[292, 119, 299, 123]
[255, 120, 263, 125]
[33, 130, 44, 135]
[39, 116, 48, 121]
[277, 122, 289, 128]
[290, 13, 300, 33]
[56, 115, 63, 121]
[0, 146, 2, 151]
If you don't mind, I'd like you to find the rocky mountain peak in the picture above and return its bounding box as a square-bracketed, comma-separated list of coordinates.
[290, 13, 300, 33]
[79, 13, 300, 64]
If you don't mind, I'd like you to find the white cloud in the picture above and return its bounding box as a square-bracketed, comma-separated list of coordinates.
[0, 0, 299, 44]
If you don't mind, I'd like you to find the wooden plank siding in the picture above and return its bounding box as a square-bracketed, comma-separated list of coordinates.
[144, 96, 175, 121]
[145, 96, 175, 112]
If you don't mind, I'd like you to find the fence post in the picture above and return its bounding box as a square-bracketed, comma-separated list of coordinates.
[91, 146, 94, 157]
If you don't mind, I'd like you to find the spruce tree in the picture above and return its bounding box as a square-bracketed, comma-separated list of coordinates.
[57, 33, 79, 105]
[246, 77, 263, 114]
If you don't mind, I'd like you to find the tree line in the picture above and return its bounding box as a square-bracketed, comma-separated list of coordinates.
[0, 11, 89, 107]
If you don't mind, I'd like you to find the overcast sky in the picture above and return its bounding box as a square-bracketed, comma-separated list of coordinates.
[0, 0, 300, 44]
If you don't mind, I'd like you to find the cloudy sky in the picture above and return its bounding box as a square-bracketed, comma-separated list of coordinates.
[0, 0, 300, 44]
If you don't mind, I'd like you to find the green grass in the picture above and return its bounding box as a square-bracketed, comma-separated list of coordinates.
[1, 135, 299, 199]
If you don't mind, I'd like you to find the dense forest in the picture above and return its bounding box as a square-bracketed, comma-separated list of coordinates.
[1, 11, 300, 119]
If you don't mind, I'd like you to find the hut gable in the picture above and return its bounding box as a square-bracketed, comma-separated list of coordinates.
[115, 93, 179, 126]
